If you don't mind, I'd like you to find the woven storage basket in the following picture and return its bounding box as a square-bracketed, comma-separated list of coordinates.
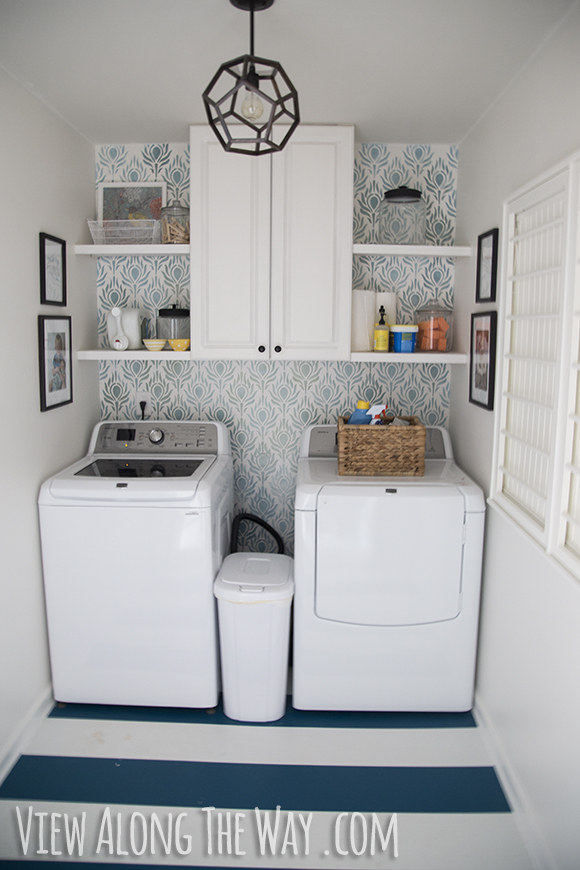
[337, 415, 426, 476]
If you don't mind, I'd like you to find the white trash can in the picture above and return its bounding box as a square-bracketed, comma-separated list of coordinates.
[214, 552, 294, 722]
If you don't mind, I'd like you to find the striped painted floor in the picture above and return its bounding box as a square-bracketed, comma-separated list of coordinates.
[0, 700, 536, 869]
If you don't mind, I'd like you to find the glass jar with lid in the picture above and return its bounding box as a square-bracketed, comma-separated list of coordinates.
[415, 304, 453, 352]
[161, 199, 189, 244]
[379, 186, 426, 245]
[157, 305, 190, 340]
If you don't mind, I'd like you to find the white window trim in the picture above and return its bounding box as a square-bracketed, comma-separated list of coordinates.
[490, 148, 580, 581]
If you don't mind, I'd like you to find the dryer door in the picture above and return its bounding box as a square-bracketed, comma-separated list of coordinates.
[315, 485, 465, 626]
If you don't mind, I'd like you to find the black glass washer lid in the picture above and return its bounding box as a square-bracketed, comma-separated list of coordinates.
[75, 458, 204, 478]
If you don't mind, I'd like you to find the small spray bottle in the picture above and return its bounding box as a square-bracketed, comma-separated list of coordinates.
[374, 305, 389, 352]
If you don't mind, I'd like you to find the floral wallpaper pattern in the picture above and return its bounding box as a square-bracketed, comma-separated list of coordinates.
[95, 141, 458, 553]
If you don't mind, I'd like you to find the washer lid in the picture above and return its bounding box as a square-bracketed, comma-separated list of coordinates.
[44, 455, 216, 502]
[214, 553, 294, 601]
[74, 458, 204, 478]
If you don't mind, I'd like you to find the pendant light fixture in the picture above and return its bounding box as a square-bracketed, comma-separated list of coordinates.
[202, 0, 299, 156]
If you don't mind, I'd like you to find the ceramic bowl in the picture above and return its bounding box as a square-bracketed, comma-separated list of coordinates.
[143, 339, 167, 352]
[168, 339, 191, 352]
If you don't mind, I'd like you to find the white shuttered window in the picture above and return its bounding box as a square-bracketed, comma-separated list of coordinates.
[557, 160, 580, 573]
[492, 151, 580, 580]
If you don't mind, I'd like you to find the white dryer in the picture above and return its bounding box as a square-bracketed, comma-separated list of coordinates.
[292, 425, 485, 712]
[38, 420, 233, 708]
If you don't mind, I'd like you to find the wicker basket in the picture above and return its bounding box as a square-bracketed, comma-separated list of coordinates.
[337, 415, 426, 476]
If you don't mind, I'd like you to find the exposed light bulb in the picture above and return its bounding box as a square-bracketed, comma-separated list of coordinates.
[241, 88, 264, 120]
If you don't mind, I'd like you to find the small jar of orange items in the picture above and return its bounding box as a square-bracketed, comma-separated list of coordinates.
[415, 304, 454, 352]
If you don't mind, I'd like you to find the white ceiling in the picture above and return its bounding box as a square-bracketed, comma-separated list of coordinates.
[0, 0, 575, 144]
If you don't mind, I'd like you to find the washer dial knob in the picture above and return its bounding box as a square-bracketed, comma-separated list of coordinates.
[148, 428, 165, 445]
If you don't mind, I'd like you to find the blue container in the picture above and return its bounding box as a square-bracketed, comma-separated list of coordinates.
[347, 401, 371, 424]
[391, 325, 418, 353]
[347, 408, 371, 424]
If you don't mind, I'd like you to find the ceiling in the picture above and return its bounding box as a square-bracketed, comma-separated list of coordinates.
[0, 0, 575, 144]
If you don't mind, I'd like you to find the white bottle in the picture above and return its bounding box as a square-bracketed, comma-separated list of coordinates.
[106, 307, 146, 350]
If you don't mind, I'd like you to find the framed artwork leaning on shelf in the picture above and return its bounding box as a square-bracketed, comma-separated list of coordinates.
[97, 182, 166, 221]
[38, 315, 73, 411]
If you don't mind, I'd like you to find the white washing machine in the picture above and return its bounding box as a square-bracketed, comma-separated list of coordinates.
[292, 424, 485, 712]
[38, 420, 233, 708]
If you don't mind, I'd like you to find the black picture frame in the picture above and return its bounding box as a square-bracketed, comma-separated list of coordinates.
[469, 311, 497, 411]
[38, 315, 73, 411]
[39, 232, 67, 306]
[475, 228, 498, 303]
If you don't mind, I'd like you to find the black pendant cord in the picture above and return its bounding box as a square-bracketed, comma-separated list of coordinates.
[249, 0, 255, 55]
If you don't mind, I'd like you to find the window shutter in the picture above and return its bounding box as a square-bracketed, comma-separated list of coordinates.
[495, 172, 568, 540]
[558, 160, 580, 567]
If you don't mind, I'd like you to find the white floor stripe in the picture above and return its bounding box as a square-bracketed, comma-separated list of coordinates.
[22, 718, 493, 768]
[0, 799, 536, 869]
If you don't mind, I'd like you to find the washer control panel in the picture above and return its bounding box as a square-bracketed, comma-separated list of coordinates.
[93, 422, 219, 454]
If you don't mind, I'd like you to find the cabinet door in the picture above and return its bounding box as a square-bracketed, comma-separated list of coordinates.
[270, 126, 354, 360]
[190, 126, 271, 359]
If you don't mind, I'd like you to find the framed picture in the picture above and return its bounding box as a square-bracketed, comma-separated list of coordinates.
[38, 316, 73, 411]
[475, 228, 499, 302]
[469, 311, 497, 410]
[39, 233, 67, 306]
[97, 182, 166, 221]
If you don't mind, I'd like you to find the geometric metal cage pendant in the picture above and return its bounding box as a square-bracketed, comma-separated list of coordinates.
[202, 0, 299, 155]
[202, 53, 299, 155]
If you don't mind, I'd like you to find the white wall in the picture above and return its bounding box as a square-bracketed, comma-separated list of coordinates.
[0, 70, 100, 766]
[450, 3, 580, 867]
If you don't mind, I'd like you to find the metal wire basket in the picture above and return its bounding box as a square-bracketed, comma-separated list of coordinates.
[87, 220, 161, 245]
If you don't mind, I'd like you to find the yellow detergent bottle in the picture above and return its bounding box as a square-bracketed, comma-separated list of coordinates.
[374, 305, 389, 352]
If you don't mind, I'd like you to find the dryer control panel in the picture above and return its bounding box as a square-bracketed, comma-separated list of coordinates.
[92, 422, 219, 454]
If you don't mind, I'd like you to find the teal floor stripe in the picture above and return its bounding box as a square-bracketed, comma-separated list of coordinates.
[0, 755, 510, 814]
[48, 698, 476, 729]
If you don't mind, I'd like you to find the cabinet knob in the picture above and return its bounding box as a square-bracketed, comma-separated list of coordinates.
[274, 345, 282, 353]
[258, 345, 266, 353]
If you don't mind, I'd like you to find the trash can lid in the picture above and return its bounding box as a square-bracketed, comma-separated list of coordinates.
[214, 553, 294, 601]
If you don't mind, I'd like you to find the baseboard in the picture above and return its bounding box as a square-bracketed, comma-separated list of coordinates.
[0, 686, 54, 787]
[473, 694, 558, 870]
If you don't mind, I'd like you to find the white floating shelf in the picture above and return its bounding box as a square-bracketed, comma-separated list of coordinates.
[353, 244, 471, 257]
[77, 350, 191, 360]
[78, 349, 468, 363]
[75, 244, 190, 256]
[350, 352, 468, 364]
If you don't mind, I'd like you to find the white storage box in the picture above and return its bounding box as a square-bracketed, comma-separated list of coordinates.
[214, 553, 294, 722]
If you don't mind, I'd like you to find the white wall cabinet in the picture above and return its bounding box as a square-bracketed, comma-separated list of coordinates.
[189, 125, 354, 360]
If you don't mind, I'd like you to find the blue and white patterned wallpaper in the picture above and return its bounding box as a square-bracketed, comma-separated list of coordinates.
[353, 143, 458, 246]
[96, 144, 190, 205]
[353, 143, 458, 323]
[95, 141, 458, 553]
